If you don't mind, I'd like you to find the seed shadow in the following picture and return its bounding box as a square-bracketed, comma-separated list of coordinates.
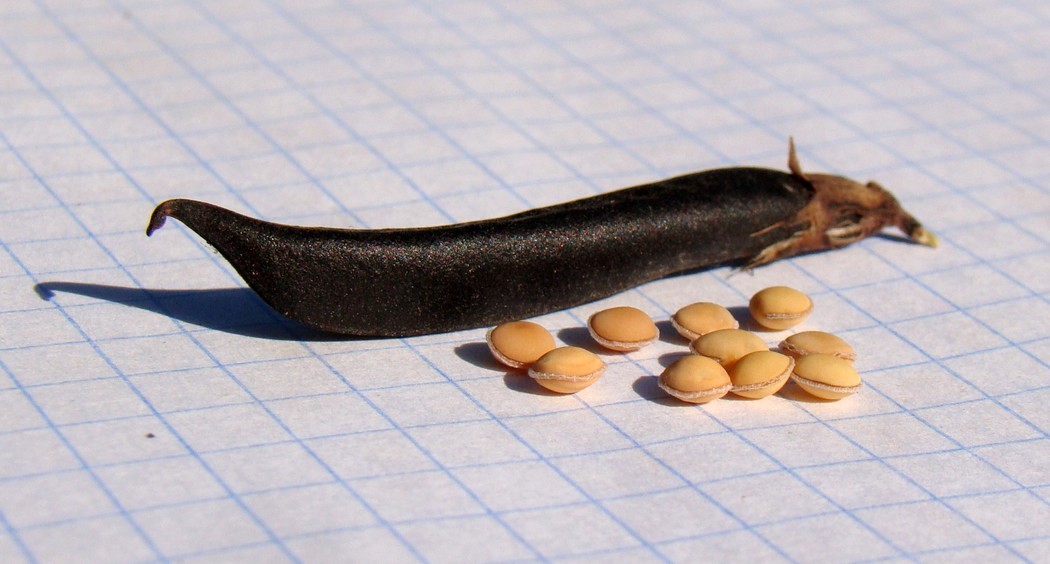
[657, 350, 692, 369]
[656, 319, 688, 345]
[631, 375, 691, 407]
[453, 342, 501, 370]
[555, 326, 601, 351]
[727, 305, 760, 331]
[503, 372, 563, 396]
[34, 281, 344, 341]
[777, 378, 834, 403]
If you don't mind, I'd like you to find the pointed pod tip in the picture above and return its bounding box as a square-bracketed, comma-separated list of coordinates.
[911, 226, 939, 248]
[146, 199, 178, 236]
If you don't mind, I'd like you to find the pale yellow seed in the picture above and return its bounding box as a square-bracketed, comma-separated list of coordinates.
[528, 346, 606, 394]
[779, 331, 856, 362]
[588, 306, 658, 351]
[728, 350, 794, 399]
[791, 354, 862, 400]
[690, 328, 768, 369]
[671, 302, 739, 341]
[658, 355, 732, 404]
[486, 321, 556, 369]
[749, 286, 813, 330]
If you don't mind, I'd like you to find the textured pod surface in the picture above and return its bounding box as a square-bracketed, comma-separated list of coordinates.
[147, 143, 935, 336]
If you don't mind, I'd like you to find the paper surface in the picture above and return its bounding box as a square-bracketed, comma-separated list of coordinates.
[1, 0, 1048, 561]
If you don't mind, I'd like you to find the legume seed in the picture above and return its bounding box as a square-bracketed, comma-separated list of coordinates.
[671, 302, 739, 341]
[486, 321, 556, 369]
[588, 306, 658, 351]
[658, 354, 732, 404]
[779, 331, 855, 362]
[728, 350, 794, 399]
[690, 328, 768, 369]
[791, 354, 862, 400]
[749, 286, 812, 330]
[528, 346, 606, 394]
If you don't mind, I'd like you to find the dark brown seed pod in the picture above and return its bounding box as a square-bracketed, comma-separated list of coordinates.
[147, 139, 936, 337]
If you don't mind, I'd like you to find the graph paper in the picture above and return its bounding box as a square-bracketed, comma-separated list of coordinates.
[1, 0, 1048, 561]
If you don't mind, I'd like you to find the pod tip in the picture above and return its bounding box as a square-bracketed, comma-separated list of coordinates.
[910, 226, 939, 248]
[146, 200, 176, 236]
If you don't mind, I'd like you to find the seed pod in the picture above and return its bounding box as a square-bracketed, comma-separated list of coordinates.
[147, 140, 936, 336]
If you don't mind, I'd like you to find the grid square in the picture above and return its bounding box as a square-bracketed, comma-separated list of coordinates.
[840, 278, 955, 323]
[891, 312, 1006, 359]
[949, 490, 1050, 542]
[0, 389, 45, 432]
[553, 447, 682, 500]
[942, 347, 1049, 397]
[863, 362, 984, 410]
[658, 529, 786, 563]
[363, 382, 487, 428]
[130, 367, 252, 413]
[0, 308, 84, 349]
[919, 264, 1029, 309]
[918, 400, 1042, 448]
[503, 409, 633, 458]
[647, 433, 781, 484]
[398, 515, 535, 562]
[795, 460, 929, 510]
[595, 398, 725, 445]
[28, 378, 150, 425]
[604, 488, 738, 544]
[829, 412, 957, 458]
[0, 428, 78, 479]
[354, 470, 482, 522]
[703, 472, 836, 525]
[61, 415, 186, 466]
[407, 419, 534, 467]
[265, 391, 390, 439]
[452, 460, 584, 512]
[740, 422, 868, 468]
[758, 512, 898, 562]
[226, 357, 345, 400]
[973, 439, 1050, 487]
[887, 450, 1017, 498]
[95, 456, 226, 511]
[325, 347, 444, 389]
[242, 483, 377, 537]
[309, 429, 436, 480]
[285, 526, 418, 562]
[166, 402, 292, 451]
[98, 334, 216, 376]
[855, 501, 992, 553]
[20, 516, 157, 563]
[0, 470, 115, 528]
[135, 499, 269, 558]
[203, 442, 332, 493]
[970, 297, 1050, 345]
[501, 504, 639, 559]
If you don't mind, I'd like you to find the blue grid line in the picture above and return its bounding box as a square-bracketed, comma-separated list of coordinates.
[4, 0, 1045, 558]
[2, 6, 336, 558]
[586, 0, 1047, 554]
[0, 509, 34, 564]
[673, 0, 1050, 532]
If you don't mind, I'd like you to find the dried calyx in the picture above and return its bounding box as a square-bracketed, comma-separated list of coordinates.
[748, 139, 938, 268]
